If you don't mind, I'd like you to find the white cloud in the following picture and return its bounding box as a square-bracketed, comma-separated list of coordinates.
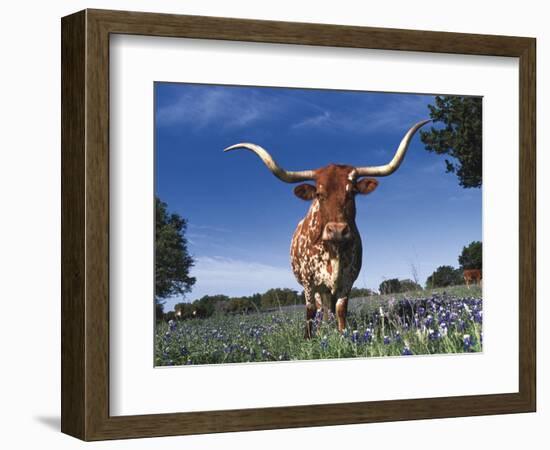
[188, 223, 232, 234]
[291, 110, 332, 129]
[291, 95, 432, 135]
[188, 256, 301, 300]
[157, 86, 281, 130]
[157, 85, 434, 137]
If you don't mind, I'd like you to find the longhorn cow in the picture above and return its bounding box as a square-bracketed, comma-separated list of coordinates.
[225, 119, 430, 337]
[463, 269, 482, 289]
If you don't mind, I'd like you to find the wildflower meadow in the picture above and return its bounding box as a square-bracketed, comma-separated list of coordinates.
[155, 285, 482, 366]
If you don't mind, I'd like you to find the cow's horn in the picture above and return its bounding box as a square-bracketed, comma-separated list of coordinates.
[355, 119, 431, 177]
[224, 143, 315, 182]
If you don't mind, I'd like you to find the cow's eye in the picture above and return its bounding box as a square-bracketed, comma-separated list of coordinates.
[316, 192, 326, 201]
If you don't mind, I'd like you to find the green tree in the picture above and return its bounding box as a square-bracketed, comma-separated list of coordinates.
[174, 302, 195, 319]
[350, 287, 375, 298]
[420, 96, 482, 188]
[192, 295, 229, 318]
[459, 241, 482, 270]
[155, 197, 196, 306]
[260, 288, 301, 309]
[224, 297, 257, 314]
[155, 302, 165, 321]
[379, 278, 401, 295]
[399, 279, 422, 292]
[426, 265, 463, 288]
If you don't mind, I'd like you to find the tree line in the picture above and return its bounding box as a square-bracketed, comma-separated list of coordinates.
[163, 288, 301, 321]
[424, 240, 482, 289]
[162, 237, 482, 320]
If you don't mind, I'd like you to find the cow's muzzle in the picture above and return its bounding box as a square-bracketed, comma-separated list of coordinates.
[322, 222, 351, 243]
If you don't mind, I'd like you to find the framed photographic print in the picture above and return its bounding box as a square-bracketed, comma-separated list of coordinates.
[61, 9, 536, 440]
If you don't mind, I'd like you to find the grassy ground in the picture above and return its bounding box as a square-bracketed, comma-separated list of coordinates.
[155, 285, 482, 366]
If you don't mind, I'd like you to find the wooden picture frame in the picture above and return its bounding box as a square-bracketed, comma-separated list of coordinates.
[61, 9, 536, 441]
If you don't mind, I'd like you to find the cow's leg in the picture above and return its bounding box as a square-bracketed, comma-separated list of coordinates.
[320, 292, 333, 322]
[304, 287, 316, 339]
[314, 292, 322, 311]
[335, 297, 348, 332]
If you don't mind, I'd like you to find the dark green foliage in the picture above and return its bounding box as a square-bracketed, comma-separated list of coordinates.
[426, 265, 463, 288]
[379, 278, 402, 295]
[223, 297, 259, 314]
[155, 302, 164, 321]
[399, 279, 422, 292]
[171, 289, 303, 321]
[260, 288, 303, 309]
[181, 295, 230, 318]
[349, 287, 375, 298]
[420, 96, 482, 188]
[174, 302, 196, 319]
[378, 278, 422, 295]
[155, 197, 196, 302]
[459, 241, 482, 270]
[164, 310, 176, 321]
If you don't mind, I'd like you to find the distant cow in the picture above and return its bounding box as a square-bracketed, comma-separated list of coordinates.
[225, 119, 430, 337]
[463, 269, 482, 289]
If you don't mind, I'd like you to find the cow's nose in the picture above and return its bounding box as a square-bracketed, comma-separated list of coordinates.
[323, 222, 351, 242]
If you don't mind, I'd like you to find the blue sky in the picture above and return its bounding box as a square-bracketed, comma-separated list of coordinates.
[155, 83, 481, 311]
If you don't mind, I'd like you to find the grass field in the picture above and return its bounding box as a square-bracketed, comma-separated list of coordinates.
[155, 285, 482, 366]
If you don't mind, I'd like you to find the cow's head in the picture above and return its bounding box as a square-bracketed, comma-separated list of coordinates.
[293, 165, 378, 244]
[224, 119, 430, 245]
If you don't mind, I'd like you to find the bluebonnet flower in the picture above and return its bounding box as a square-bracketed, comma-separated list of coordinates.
[168, 319, 177, 332]
[428, 329, 441, 341]
[449, 311, 459, 323]
[383, 335, 391, 345]
[463, 334, 473, 351]
[223, 343, 231, 353]
[363, 328, 373, 343]
[473, 310, 483, 324]
[180, 346, 189, 356]
[425, 314, 434, 327]
[402, 346, 413, 356]
[351, 330, 359, 343]
[395, 331, 402, 342]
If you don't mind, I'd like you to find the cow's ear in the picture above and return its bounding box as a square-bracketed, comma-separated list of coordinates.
[294, 184, 317, 201]
[356, 178, 378, 195]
